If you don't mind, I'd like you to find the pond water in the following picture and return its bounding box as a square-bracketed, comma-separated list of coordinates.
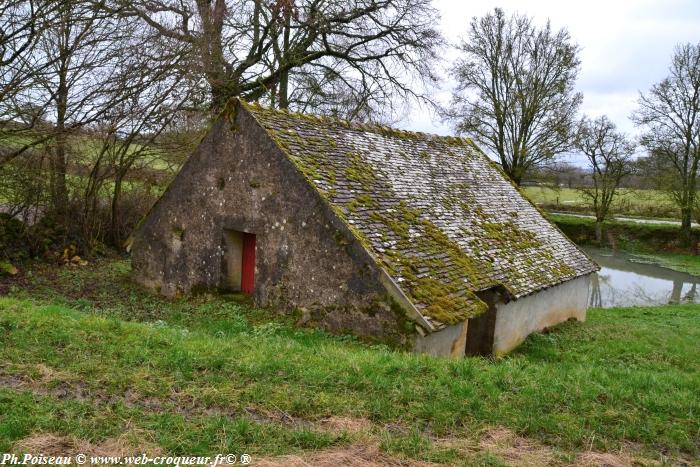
[584, 247, 700, 308]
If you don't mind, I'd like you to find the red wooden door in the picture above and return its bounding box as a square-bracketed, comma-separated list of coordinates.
[241, 233, 256, 294]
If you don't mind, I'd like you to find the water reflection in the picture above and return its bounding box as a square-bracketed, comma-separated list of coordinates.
[585, 247, 700, 308]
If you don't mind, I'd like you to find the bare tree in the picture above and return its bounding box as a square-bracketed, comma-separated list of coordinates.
[0, 0, 37, 68]
[575, 116, 635, 242]
[632, 43, 700, 245]
[548, 162, 587, 189]
[107, 89, 195, 245]
[17, 0, 158, 215]
[0, 0, 54, 222]
[1, 0, 193, 240]
[70, 11, 196, 245]
[287, 60, 404, 123]
[105, 0, 442, 116]
[80, 81, 194, 245]
[445, 8, 582, 185]
[0, 0, 63, 166]
[0, 0, 58, 98]
[43, 3, 106, 213]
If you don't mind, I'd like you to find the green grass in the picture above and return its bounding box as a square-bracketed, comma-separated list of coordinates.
[0, 259, 698, 464]
[524, 186, 667, 206]
[0, 130, 175, 170]
[523, 186, 678, 219]
[631, 251, 700, 277]
[550, 212, 683, 229]
[0, 390, 339, 456]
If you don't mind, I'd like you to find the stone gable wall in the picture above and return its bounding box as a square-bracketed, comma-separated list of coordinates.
[131, 108, 415, 347]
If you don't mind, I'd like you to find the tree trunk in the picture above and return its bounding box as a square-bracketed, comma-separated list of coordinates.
[50, 138, 68, 213]
[278, 71, 289, 109]
[210, 85, 227, 112]
[594, 220, 603, 244]
[110, 173, 124, 246]
[509, 170, 522, 186]
[51, 76, 69, 217]
[278, 9, 291, 109]
[82, 158, 104, 242]
[51, 10, 70, 219]
[680, 207, 693, 247]
[199, 0, 229, 112]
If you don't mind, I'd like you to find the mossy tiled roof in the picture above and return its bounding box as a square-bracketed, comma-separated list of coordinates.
[243, 101, 598, 328]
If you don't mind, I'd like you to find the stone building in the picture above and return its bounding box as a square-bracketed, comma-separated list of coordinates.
[129, 99, 599, 357]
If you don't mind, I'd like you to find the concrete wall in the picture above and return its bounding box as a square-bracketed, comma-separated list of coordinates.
[413, 321, 468, 358]
[415, 275, 591, 358]
[130, 105, 416, 347]
[492, 275, 592, 356]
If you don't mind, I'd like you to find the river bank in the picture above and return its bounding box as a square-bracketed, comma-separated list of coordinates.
[552, 213, 700, 275]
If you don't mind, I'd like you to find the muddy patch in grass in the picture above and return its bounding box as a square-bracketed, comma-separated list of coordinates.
[317, 416, 374, 435]
[243, 406, 315, 429]
[436, 427, 681, 467]
[477, 427, 557, 466]
[0, 364, 240, 418]
[0, 365, 100, 403]
[15, 431, 162, 458]
[252, 444, 437, 466]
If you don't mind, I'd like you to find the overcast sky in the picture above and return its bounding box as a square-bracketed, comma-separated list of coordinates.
[403, 0, 700, 140]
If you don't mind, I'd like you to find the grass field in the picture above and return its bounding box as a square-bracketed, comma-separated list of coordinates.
[523, 186, 679, 219]
[0, 129, 185, 202]
[0, 259, 698, 465]
[0, 130, 178, 171]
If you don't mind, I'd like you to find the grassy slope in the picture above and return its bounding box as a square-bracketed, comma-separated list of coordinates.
[523, 186, 669, 206]
[0, 260, 699, 464]
[0, 130, 174, 171]
[0, 131, 178, 205]
[523, 186, 676, 216]
[522, 186, 682, 221]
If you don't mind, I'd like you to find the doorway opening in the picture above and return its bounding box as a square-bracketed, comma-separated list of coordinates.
[222, 230, 256, 294]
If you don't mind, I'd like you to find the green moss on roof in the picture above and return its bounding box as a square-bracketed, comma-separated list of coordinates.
[481, 221, 541, 250]
[240, 98, 599, 327]
[344, 151, 376, 191]
[347, 194, 378, 213]
[367, 202, 490, 323]
[241, 98, 474, 146]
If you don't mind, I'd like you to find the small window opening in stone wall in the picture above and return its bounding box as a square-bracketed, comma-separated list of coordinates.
[171, 228, 184, 253]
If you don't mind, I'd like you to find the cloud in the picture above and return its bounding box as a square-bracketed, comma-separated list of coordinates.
[403, 0, 700, 139]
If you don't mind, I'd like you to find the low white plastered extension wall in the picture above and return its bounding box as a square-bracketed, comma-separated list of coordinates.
[492, 274, 592, 356]
[413, 321, 469, 358]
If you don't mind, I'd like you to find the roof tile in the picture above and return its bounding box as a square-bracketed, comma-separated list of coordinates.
[244, 102, 599, 326]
